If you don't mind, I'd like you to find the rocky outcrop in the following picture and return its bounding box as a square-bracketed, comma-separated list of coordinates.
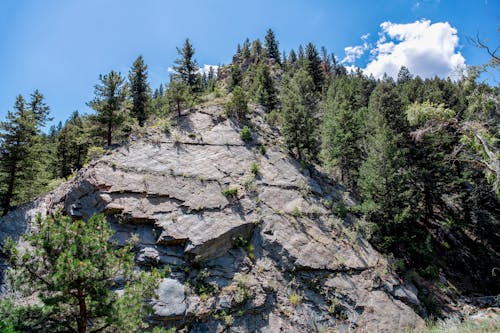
[0, 104, 425, 332]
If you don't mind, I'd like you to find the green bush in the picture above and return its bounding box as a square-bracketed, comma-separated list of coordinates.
[222, 187, 238, 199]
[240, 126, 252, 142]
[85, 146, 105, 163]
[250, 162, 259, 176]
[259, 144, 266, 155]
[225, 86, 248, 121]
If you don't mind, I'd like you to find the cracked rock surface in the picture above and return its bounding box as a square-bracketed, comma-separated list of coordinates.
[0, 104, 425, 332]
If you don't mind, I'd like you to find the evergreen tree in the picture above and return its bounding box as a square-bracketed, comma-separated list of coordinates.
[88, 71, 128, 146]
[253, 63, 278, 111]
[166, 78, 190, 120]
[0, 93, 51, 215]
[280, 69, 318, 162]
[264, 28, 280, 64]
[173, 38, 200, 90]
[241, 38, 251, 59]
[304, 42, 324, 92]
[56, 111, 90, 178]
[321, 76, 364, 189]
[2, 213, 160, 332]
[129, 55, 151, 126]
[251, 39, 264, 61]
[357, 112, 411, 247]
[228, 63, 242, 91]
[225, 86, 248, 122]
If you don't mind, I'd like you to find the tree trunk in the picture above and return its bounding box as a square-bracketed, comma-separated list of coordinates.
[77, 288, 87, 333]
[107, 120, 112, 146]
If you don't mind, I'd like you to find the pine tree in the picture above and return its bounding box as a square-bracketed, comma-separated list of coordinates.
[0, 93, 51, 215]
[241, 38, 251, 59]
[253, 63, 277, 111]
[88, 71, 128, 146]
[56, 111, 90, 178]
[225, 86, 248, 121]
[264, 28, 280, 64]
[358, 112, 411, 245]
[173, 39, 200, 90]
[321, 76, 364, 189]
[228, 63, 242, 91]
[129, 55, 151, 126]
[304, 42, 324, 92]
[2, 213, 160, 332]
[280, 69, 318, 162]
[166, 78, 190, 120]
[251, 39, 264, 61]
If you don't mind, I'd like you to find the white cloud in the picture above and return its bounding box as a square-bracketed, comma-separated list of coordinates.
[167, 64, 219, 76]
[363, 20, 466, 79]
[341, 34, 371, 64]
[197, 64, 219, 76]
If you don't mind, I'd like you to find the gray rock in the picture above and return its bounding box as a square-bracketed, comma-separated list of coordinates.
[0, 105, 426, 332]
[152, 278, 186, 319]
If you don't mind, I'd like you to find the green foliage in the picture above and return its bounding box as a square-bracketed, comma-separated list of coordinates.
[56, 111, 90, 178]
[3, 213, 160, 332]
[239, 126, 253, 142]
[232, 273, 252, 304]
[166, 78, 192, 120]
[85, 145, 105, 163]
[264, 28, 280, 64]
[129, 55, 151, 126]
[259, 144, 267, 155]
[225, 86, 248, 121]
[0, 92, 52, 215]
[250, 162, 259, 176]
[252, 63, 278, 111]
[172, 38, 201, 91]
[280, 69, 319, 162]
[264, 110, 282, 127]
[321, 76, 366, 189]
[88, 70, 129, 146]
[222, 187, 239, 199]
[291, 207, 302, 218]
[289, 293, 302, 307]
[406, 101, 456, 126]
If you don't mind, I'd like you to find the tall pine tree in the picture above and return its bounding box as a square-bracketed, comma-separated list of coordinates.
[88, 71, 128, 146]
[129, 55, 151, 126]
[264, 28, 280, 64]
[173, 39, 200, 91]
[280, 69, 318, 162]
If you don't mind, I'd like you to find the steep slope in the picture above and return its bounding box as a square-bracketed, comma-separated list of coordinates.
[0, 104, 425, 332]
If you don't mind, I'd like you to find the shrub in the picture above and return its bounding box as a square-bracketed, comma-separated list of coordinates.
[85, 146, 105, 163]
[292, 207, 302, 218]
[240, 126, 252, 142]
[259, 144, 266, 155]
[250, 162, 259, 176]
[222, 187, 239, 199]
[225, 86, 248, 121]
[289, 293, 302, 307]
[265, 109, 282, 127]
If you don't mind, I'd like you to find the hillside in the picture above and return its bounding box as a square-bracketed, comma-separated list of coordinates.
[0, 104, 430, 332]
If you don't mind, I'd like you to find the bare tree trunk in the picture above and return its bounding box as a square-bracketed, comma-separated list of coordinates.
[77, 288, 87, 333]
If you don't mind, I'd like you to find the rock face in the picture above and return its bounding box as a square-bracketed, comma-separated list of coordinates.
[0, 104, 425, 332]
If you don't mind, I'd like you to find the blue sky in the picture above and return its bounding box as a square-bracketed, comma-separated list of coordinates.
[0, 0, 498, 125]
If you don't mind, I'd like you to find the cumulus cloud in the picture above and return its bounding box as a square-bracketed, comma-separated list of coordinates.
[167, 64, 219, 76]
[364, 20, 465, 79]
[197, 64, 219, 76]
[342, 20, 466, 79]
[341, 33, 370, 64]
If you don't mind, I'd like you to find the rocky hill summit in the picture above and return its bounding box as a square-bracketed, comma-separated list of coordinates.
[0, 103, 426, 332]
